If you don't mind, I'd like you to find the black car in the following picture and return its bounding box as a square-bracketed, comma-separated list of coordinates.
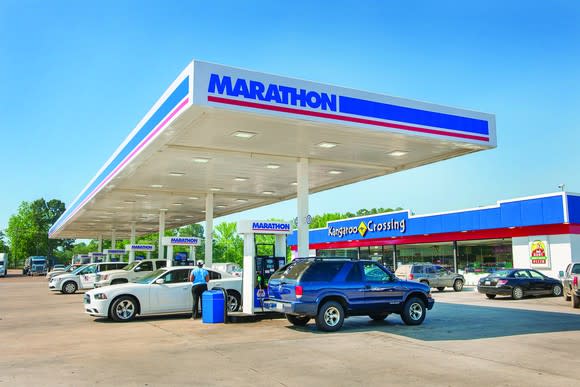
[477, 268, 563, 300]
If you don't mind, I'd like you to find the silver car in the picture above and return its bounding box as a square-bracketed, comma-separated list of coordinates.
[396, 263, 464, 291]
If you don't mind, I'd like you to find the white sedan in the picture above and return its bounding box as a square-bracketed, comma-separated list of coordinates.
[83, 267, 242, 322]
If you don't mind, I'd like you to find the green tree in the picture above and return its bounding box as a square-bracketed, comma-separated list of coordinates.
[5, 198, 71, 266]
[213, 222, 243, 266]
[0, 230, 9, 254]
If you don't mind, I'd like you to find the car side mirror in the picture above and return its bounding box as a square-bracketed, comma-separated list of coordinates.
[155, 278, 165, 284]
[134, 267, 142, 272]
[558, 271, 564, 278]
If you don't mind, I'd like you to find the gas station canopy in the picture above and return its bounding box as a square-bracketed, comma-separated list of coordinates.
[49, 60, 496, 240]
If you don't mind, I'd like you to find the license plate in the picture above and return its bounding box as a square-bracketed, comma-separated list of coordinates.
[485, 281, 491, 285]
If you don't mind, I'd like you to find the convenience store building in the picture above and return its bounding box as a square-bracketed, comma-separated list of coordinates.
[288, 192, 580, 280]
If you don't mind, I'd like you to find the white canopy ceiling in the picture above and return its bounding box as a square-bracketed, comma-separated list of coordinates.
[50, 60, 495, 239]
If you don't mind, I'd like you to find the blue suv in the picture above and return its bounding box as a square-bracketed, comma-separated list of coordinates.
[264, 258, 435, 332]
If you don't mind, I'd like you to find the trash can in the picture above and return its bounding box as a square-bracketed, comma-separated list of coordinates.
[202, 290, 225, 324]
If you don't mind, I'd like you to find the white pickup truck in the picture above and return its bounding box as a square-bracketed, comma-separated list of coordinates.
[94, 259, 167, 288]
[561, 262, 580, 308]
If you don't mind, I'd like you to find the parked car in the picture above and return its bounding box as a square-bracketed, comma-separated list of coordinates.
[264, 258, 434, 332]
[560, 263, 580, 308]
[46, 264, 75, 280]
[477, 269, 563, 300]
[395, 263, 464, 292]
[94, 259, 167, 287]
[83, 267, 242, 322]
[50, 262, 127, 294]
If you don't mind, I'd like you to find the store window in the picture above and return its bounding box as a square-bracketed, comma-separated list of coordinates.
[457, 239, 512, 274]
[396, 243, 454, 270]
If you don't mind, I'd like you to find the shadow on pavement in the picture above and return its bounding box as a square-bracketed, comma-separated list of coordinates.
[289, 302, 580, 341]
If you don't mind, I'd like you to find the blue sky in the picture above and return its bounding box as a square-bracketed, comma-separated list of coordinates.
[0, 1, 579, 233]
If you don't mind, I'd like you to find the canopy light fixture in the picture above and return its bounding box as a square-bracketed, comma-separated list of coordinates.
[328, 170, 343, 175]
[231, 131, 257, 139]
[317, 141, 339, 149]
[188, 196, 199, 200]
[123, 200, 136, 204]
[234, 177, 249, 182]
[387, 150, 408, 157]
[192, 157, 210, 163]
[151, 184, 163, 188]
[266, 164, 280, 169]
[235, 198, 248, 203]
[171, 203, 183, 206]
[216, 205, 227, 208]
[262, 191, 274, 195]
[290, 182, 297, 186]
[135, 193, 148, 197]
[160, 208, 169, 211]
[210, 187, 222, 192]
[168, 172, 185, 176]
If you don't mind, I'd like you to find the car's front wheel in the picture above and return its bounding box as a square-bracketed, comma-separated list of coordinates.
[453, 279, 464, 292]
[369, 313, 390, 321]
[61, 281, 78, 294]
[110, 296, 138, 322]
[552, 284, 563, 297]
[401, 297, 426, 325]
[315, 301, 345, 332]
[286, 314, 310, 326]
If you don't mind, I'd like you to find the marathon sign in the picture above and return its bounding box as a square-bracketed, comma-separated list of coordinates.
[125, 244, 155, 252]
[162, 236, 202, 246]
[327, 213, 408, 240]
[89, 252, 106, 257]
[237, 220, 292, 235]
[208, 74, 337, 112]
[103, 249, 127, 254]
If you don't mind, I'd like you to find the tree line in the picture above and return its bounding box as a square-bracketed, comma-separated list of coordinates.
[0, 197, 401, 268]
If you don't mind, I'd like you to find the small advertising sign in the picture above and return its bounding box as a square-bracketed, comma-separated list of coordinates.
[162, 236, 202, 246]
[103, 249, 127, 255]
[529, 237, 551, 269]
[125, 244, 156, 252]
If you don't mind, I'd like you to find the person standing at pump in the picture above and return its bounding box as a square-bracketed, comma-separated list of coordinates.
[190, 260, 209, 319]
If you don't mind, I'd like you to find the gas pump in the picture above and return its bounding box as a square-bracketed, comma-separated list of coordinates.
[89, 252, 106, 263]
[161, 236, 202, 267]
[237, 220, 292, 315]
[254, 254, 287, 310]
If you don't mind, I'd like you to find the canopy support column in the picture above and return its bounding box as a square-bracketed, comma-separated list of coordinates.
[297, 158, 310, 258]
[111, 229, 116, 249]
[97, 235, 103, 252]
[129, 222, 136, 263]
[205, 193, 214, 267]
[159, 210, 166, 262]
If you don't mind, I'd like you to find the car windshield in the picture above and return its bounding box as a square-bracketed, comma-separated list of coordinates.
[135, 269, 166, 284]
[123, 262, 140, 271]
[71, 265, 88, 275]
[491, 270, 512, 278]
